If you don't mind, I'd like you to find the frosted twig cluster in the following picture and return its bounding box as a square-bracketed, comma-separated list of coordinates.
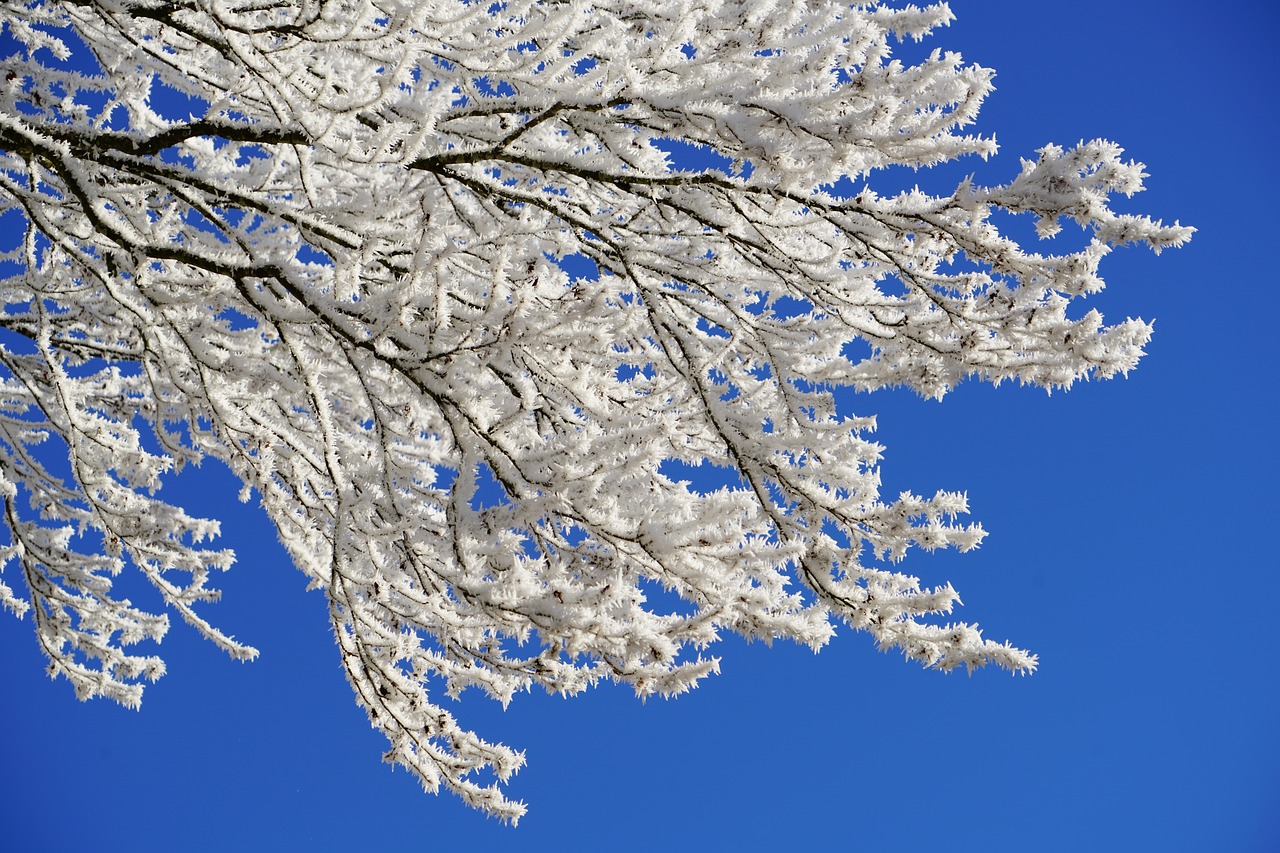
[0, 0, 1188, 820]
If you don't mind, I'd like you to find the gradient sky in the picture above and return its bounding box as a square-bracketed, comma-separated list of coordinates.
[2, 2, 1277, 850]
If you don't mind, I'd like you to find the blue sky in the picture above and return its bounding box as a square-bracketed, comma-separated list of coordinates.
[2, 1, 1277, 850]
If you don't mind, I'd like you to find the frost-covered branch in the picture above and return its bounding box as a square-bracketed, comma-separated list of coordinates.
[0, 0, 1189, 821]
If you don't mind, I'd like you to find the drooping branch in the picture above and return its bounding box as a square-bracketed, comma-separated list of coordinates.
[0, 0, 1190, 822]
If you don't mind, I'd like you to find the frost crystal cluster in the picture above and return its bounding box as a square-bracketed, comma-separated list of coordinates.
[0, 0, 1188, 820]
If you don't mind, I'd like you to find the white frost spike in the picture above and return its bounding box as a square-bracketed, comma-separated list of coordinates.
[0, 0, 1188, 822]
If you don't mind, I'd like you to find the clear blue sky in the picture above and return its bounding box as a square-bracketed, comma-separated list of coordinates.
[3, 2, 1276, 850]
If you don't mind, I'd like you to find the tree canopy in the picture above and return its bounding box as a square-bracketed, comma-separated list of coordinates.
[0, 0, 1189, 820]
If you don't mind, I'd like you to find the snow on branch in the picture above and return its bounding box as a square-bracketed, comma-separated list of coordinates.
[0, 0, 1189, 821]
